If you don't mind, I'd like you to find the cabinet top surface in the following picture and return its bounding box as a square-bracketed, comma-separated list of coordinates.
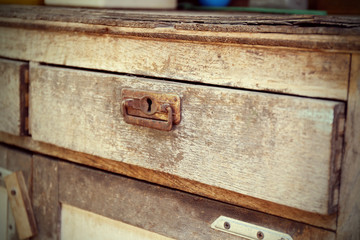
[1, 5, 360, 35]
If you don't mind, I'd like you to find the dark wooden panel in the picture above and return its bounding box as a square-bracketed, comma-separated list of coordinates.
[0, 144, 32, 189]
[32, 155, 59, 240]
[59, 160, 336, 240]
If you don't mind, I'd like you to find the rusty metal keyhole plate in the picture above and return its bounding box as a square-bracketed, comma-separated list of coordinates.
[121, 88, 181, 131]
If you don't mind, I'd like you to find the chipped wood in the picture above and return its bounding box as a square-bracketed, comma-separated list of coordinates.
[0, 5, 359, 36]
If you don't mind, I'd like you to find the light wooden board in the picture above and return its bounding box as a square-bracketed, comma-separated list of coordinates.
[0, 26, 350, 100]
[30, 65, 345, 215]
[4, 171, 37, 240]
[0, 132, 338, 230]
[32, 155, 59, 240]
[59, 160, 336, 240]
[0, 59, 28, 136]
[337, 54, 360, 239]
[61, 204, 173, 240]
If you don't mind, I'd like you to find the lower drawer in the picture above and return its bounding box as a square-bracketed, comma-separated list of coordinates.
[29, 64, 344, 215]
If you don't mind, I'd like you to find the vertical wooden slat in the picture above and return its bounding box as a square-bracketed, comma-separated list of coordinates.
[337, 54, 360, 239]
[32, 155, 59, 240]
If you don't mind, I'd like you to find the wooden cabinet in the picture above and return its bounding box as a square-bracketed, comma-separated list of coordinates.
[0, 5, 359, 240]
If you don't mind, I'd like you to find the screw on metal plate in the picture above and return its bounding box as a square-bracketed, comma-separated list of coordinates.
[257, 231, 264, 239]
[211, 216, 293, 240]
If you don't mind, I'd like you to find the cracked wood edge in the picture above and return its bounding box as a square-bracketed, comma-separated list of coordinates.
[0, 132, 337, 230]
[0, 5, 359, 35]
[0, 16, 360, 52]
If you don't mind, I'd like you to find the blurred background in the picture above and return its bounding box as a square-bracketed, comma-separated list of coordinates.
[1, 0, 359, 15]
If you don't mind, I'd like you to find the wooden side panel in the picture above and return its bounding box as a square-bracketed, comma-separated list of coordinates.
[0, 26, 349, 100]
[32, 155, 59, 240]
[337, 54, 360, 239]
[61, 204, 173, 240]
[0, 59, 28, 136]
[59, 160, 336, 240]
[30, 65, 344, 214]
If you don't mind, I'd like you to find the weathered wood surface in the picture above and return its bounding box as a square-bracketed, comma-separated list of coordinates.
[337, 54, 360, 240]
[0, 5, 359, 37]
[4, 171, 37, 239]
[0, 186, 8, 240]
[0, 59, 28, 136]
[61, 204, 173, 240]
[59, 160, 336, 240]
[0, 132, 338, 230]
[0, 144, 32, 190]
[0, 28, 349, 100]
[0, 144, 32, 240]
[30, 65, 345, 215]
[32, 155, 59, 240]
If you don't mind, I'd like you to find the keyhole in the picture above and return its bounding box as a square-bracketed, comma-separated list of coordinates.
[147, 98, 152, 112]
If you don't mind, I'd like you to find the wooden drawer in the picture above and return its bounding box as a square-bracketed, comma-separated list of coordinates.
[0, 59, 28, 136]
[29, 64, 345, 216]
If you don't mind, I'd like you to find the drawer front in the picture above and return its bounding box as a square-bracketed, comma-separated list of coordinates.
[0, 59, 28, 135]
[29, 65, 344, 215]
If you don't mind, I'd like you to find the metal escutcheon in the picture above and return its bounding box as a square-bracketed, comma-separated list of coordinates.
[121, 89, 181, 131]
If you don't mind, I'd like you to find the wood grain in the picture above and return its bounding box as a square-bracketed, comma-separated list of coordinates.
[0, 144, 32, 191]
[4, 171, 37, 239]
[61, 204, 173, 240]
[0, 186, 8, 240]
[30, 65, 345, 215]
[0, 59, 28, 136]
[0, 27, 350, 100]
[32, 155, 59, 240]
[337, 54, 360, 240]
[0, 131, 338, 230]
[0, 5, 359, 37]
[59, 160, 336, 240]
[0, 144, 33, 240]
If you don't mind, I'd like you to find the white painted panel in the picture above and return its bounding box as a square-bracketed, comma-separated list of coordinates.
[61, 204, 173, 240]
